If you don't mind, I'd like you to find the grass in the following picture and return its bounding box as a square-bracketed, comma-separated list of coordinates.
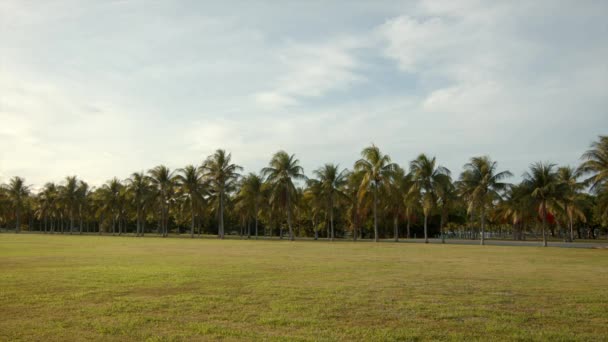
[1, 234, 607, 341]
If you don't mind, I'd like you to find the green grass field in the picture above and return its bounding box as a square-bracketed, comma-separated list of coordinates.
[1, 234, 607, 341]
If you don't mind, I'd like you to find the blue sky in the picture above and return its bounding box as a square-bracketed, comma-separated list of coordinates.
[1, 0, 607, 187]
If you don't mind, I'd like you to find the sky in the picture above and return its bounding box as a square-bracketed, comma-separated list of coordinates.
[1, 0, 607, 189]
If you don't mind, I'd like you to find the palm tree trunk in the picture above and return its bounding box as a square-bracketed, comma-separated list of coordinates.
[79, 209, 83, 235]
[394, 215, 399, 242]
[406, 214, 411, 239]
[137, 206, 141, 237]
[541, 202, 548, 247]
[70, 211, 74, 235]
[287, 189, 294, 241]
[569, 213, 574, 242]
[247, 219, 251, 239]
[440, 211, 445, 244]
[219, 191, 224, 239]
[15, 207, 20, 233]
[190, 199, 195, 238]
[373, 185, 378, 242]
[330, 197, 334, 242]
[480, 207, 485, 246]
[423, 214, 428, 243]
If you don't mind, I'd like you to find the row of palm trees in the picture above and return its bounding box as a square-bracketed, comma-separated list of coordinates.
[1, 136, 607, 246]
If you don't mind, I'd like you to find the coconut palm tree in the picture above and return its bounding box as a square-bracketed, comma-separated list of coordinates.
[3, 177, 31, 233]
[59, 176, 79, 234]
[148, 165, 176, 237]
[262, 151, 306, 241]
[385, 165, 409, 242]
[127, 172, 152, 237]
[77, 180, 91, 235]
[304, 178, 326, 240]
[435, 177, 457, 243]
[313, 163, 348, 241]
[522, 162, 563, 247]
[344, 171, 367, 241]
[203, 149, 242, 239]
[238, 173, 264, 239]
[457, 156, 512, 245]
[354, 145, 397, 242]
[100, 178, 123, 235]
[556, 166, 587, 242]
[403, 175, 419, 239]
[176, 165, 206, 238]
[409, 154, 451, 243]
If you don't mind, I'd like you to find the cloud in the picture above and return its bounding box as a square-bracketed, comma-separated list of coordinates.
[254, 39, 365, 109]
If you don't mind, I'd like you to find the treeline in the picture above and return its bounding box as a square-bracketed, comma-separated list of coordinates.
[1, 136, 607, 246]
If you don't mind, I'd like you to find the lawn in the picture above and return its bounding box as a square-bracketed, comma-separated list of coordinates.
[1, 234, 607, 341]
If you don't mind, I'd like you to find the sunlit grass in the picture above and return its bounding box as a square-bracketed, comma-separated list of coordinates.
[1, 234, 607, 341]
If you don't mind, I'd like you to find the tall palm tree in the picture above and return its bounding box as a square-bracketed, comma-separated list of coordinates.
[238, 173, 264, 239]
[176, 165, 206, 238]
[127, 172, 152, 237]
[557, 166, 587, 242]
[344, 171, 367, 241]
[262, 151, 306, 241]
[435, 177, 457, 243]
[522, 162, 563, 247]
[148, 166, 176, 237]
[38, 182, 58, 233]
[386, 165, 409, 242]
[3, 177, 31, 233]
[60, 176, 79, 235]
[313, 163, 348, 241]
[203, 149, 242, 239]
[354, 145, 397, 242]
[77, 180, 91, 235]
[403, 173, 419, 240]
[457, 156, 512, 245]
[101, 178, 123, 236]
[303, 178, 323, 240]
[409, 154, 450, 243]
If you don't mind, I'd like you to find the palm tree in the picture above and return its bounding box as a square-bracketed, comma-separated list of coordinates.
[238, 173, 264, 239]
[354, 145, 397, 242]
[457, 156, 512, 245]
[203, 149, 242, 239]
[386, 165, 409, 242]
[77, 180, 91, 235]
[148, 165, 176, 237]
[127, 172, 152, 237]
[409, 154, 450, 243]
[176, 165, 206, 238]
[522, 162, 563, 247]
[101, 178, 123, 235]
[59, 176, 79, 234]
[3, 177, 31, 233]
[557, 166, 587, 242]
[262, 151, 306, 241]
[435, 177, 457, 243]
[403, 175, 419, 239]
[344, 171, 367, 241]
[313, 163, 348, 241]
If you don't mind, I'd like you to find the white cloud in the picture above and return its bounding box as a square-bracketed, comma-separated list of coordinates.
[254, 39, 365, 109]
